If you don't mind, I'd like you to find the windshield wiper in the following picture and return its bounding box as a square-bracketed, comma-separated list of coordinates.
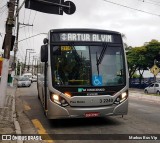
[96, 43, 108, 76]
[96, 52, 100, 76]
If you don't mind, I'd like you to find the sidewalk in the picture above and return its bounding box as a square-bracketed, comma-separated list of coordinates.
[129, 88, 160, 103]
[0, 86, 19, 143]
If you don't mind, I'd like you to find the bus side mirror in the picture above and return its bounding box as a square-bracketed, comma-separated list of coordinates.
[43, 38, 48, 44]
[41, 45, 48, 62]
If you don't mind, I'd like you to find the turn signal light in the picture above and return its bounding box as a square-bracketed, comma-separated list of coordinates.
[64, 92, 72, 98]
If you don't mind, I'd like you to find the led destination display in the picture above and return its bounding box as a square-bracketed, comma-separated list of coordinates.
[51, 32, 122, 43]
[60, 33, 113, 42]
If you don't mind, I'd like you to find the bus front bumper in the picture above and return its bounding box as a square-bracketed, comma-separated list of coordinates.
[47, 99, 128, 119]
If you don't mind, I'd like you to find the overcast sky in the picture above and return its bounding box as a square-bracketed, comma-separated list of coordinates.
[0, 0, 160, 63]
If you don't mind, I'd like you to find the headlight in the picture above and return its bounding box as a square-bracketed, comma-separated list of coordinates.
[50, 94, 61, 105]
[114, 91, 128, 104]
[52, 94, 59, 101]
[121, 92, 127, 99]
[50, 93, 69, 107]
[120, 92, 128, 103]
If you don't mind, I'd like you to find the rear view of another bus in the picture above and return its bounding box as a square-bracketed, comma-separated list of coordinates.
[37, 29, 129, 119]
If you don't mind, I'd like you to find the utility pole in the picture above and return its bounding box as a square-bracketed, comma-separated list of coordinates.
[13, 0, 19, 70]
[13, 22, 33, 75]
[13, 0, 30, 72]
[0, 0, 16, 107]
[13, 2, 33, 74]
[32, 56, 37, 75]
[24, 49, 33, 73]
[28, 52, 36, 71]
[32, 58, 35, 76]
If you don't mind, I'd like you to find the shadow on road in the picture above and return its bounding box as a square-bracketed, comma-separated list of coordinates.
[48, 116, 122, 128]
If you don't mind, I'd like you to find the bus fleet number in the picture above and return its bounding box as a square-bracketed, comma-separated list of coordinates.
[100, 98, 113, 103]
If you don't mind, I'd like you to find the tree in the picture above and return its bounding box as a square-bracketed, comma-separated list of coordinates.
[127, 46, 148, 84]
[127, 39, 160, 85]
[127, 48, 138, 84]
[144, 40, 160, 68]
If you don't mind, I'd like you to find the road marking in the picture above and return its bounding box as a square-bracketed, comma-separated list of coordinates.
[24, 104, 31, 111]
[23, 101, 31, 111]
[32, 119, 54, 143]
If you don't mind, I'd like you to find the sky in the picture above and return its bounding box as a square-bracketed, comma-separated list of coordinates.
[0, 0, 160, 64]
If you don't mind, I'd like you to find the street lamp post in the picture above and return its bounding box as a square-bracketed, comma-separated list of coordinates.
[28, 52, 36, 71]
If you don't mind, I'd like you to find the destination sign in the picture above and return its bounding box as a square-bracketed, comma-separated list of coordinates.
[59, 33, 113, 42]
[51, 32, 122, 43]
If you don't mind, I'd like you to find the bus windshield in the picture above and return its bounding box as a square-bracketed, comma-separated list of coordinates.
[51, 45, 125, 86]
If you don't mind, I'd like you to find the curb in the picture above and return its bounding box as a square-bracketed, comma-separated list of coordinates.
[11, 86, 23, 143]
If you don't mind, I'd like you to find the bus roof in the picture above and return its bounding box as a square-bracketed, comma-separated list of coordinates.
[49, 28, 121, 35]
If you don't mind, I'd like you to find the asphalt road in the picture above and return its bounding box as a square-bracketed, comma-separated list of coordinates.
[16, 82, 160, 143]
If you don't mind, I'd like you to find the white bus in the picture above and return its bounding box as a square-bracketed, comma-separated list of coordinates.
[37, 29, 129, 119]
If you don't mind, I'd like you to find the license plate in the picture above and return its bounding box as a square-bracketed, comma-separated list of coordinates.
[85, 112, 100, 118]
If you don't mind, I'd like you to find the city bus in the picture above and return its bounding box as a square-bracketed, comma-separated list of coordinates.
[37, 29, 129, 119]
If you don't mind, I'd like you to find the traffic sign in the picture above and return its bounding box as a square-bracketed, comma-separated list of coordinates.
[25, 0, 76, 15]
[63, 1, 76, 15]
[150, 65, 160, 76]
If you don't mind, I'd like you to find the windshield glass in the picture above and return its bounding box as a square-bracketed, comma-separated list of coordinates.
[51, 45, 125, 86]
[52, 46, 91, 86]
[18, 77, 29, 81]
[91, 46, 124, 86]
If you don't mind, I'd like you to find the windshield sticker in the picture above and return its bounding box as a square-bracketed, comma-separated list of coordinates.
[92, 75, 102, 86]
[61, 46, 87, 51]
[78, 88, 84, 92]
[61, 46, 73, 51]
[78, 88, 105, 92]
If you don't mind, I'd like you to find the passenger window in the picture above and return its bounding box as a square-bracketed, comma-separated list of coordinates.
[150, 84, 154, 87]
[155, 84, 159, 87]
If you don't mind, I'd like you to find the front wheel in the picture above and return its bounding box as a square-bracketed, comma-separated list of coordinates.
[156, 91, 160, 95]
[144, 90, 148, 94]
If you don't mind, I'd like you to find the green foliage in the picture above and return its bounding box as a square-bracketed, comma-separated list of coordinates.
[132, 73, 140, 78]
[145, 40, 160, 68]
[127, 39, 160, 83]
[127, 46, 147, 80]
